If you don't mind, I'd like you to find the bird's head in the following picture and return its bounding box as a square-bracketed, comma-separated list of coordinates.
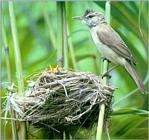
[73, 9, 106, 28]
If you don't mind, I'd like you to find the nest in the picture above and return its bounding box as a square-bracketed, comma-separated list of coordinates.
[10, 68, 114, 131]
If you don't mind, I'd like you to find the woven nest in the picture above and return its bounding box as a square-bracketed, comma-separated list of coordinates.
[10, 68, 114, 131]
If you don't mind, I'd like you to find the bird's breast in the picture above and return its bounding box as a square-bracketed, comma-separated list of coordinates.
[90, 27, 125, 65]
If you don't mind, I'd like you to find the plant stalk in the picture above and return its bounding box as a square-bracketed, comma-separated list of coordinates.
[57, 2, 63, 66]
[2, 18, 18, 140]
[8, 1, 27, 139]
[0, 2, 2, 140]
[57, 2, 68, 69]
[2, 22, 11, 82]
[8, 1, 24, 96]
[57, 2, 69, 139]
[66, 3, 77, 70]
[96, 1, 111, 140]
[62, 3, 68, 69]
[67, 27, 77, 70]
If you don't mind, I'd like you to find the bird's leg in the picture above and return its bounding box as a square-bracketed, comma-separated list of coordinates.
[102, 64, 119, 79]
[100, 56, 111, 79]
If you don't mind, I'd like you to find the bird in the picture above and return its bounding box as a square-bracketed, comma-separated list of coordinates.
[73, 9, 145, 93]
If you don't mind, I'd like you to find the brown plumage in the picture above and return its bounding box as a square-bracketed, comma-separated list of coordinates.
[97, 24, 136, 65]
[96, 24, 145, 93]
[73, 9, 145, 93]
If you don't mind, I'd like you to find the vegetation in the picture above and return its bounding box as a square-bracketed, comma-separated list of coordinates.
[1, 1, 148, 140]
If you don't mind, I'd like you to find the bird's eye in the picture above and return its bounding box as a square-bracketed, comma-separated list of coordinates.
[87, 15, 94, 18]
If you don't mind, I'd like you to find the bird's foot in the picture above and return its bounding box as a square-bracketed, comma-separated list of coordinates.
[101, 65, 119, 79]
[102, 72, 111, 79]
[100, 57, 111, 63]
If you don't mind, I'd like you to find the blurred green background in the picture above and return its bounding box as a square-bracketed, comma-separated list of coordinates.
[1, 1, 148, 140]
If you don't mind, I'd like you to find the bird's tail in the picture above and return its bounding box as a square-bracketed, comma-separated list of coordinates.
[124, 61, 145, 94]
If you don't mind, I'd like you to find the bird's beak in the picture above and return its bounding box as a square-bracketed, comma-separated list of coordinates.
[72, 16, 83, 20]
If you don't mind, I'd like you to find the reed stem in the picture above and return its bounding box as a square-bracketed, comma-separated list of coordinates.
[8, 1, 27, 139]
[62, 3, 68, 69]
[2, 22, 11, 82]
[57, 2, 68, 69]
[57, 2, 69, 139]
[96, 1, 111, 140]
[0, 2, 2, 140]
[2, 19, 18, 140]
[67, 27, 77, 70]
[57, 2, 62, 66]
[8, 1, 24, 96]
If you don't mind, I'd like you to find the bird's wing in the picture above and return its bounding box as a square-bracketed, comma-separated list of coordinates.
[97, 25, 136, 65]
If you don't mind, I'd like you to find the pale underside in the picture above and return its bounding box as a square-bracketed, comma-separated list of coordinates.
[91, 27, 126, 65]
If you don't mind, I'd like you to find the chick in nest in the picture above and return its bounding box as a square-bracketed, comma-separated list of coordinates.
[49, 65, 59, 73]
